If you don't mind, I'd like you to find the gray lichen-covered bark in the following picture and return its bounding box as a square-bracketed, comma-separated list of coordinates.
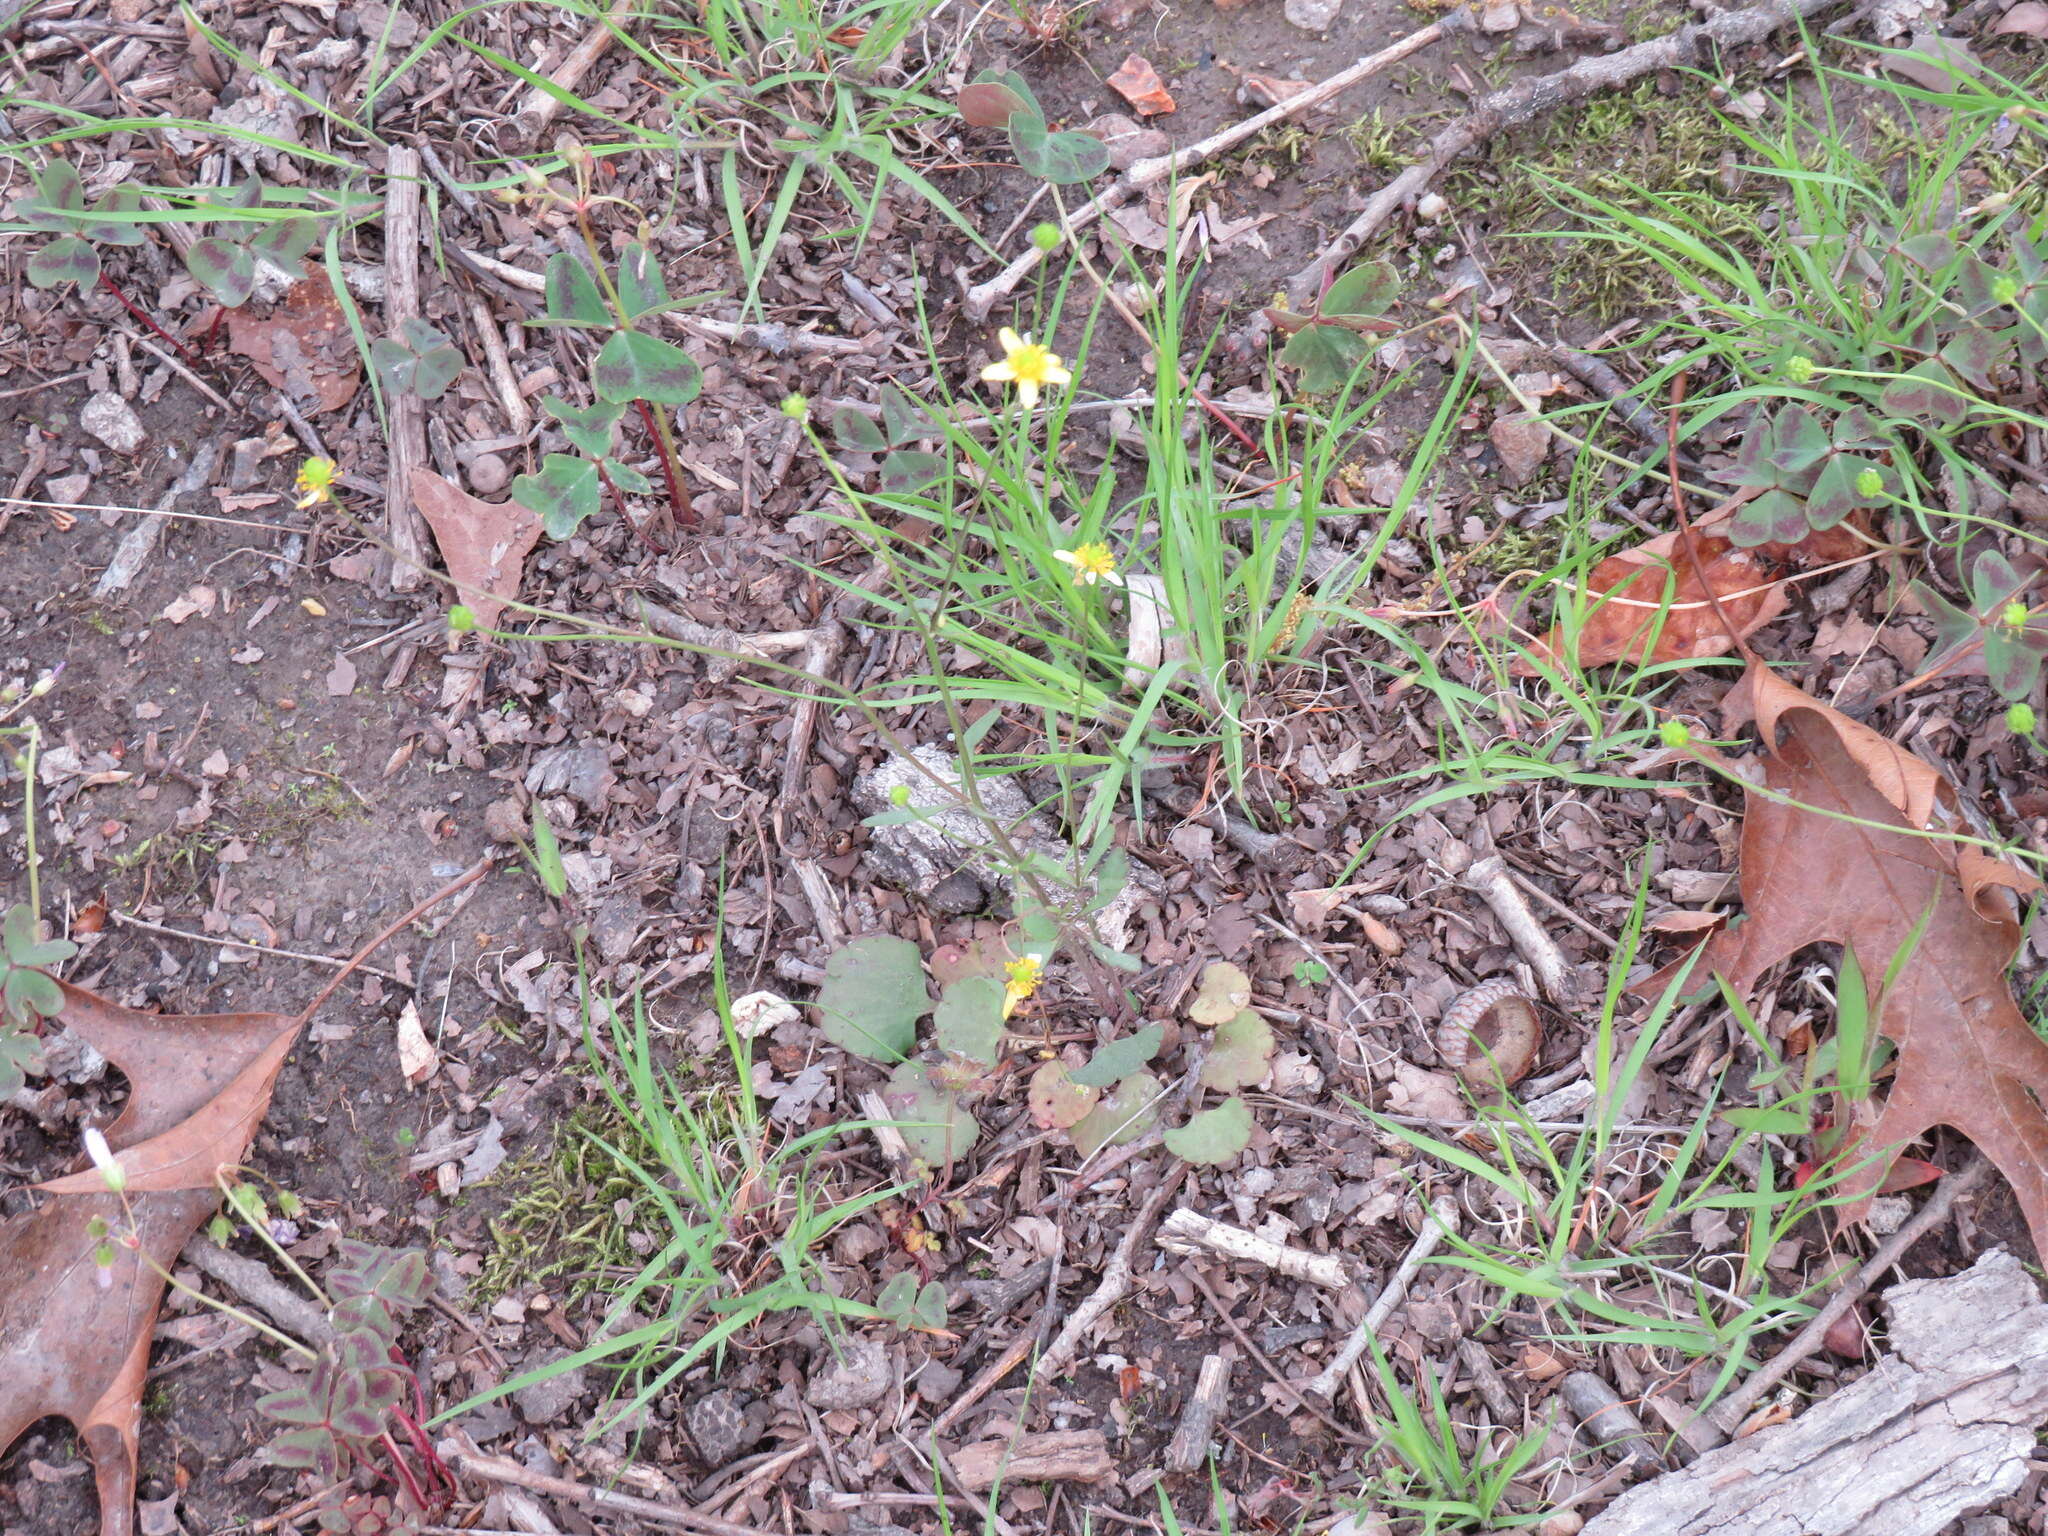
[1585, 1250, 2048, 1536]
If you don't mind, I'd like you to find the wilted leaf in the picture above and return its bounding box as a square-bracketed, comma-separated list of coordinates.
[2, 984, 301, 1535]
[882, 1058, 978, 1163]
[1200, 1009, 1275, 1091]
[1664, 667, 2048, 1255]
[814, 934, 928, 1062]
[928, 938, 1007, 988]
[1028, 1058, 1099, 1130]
[410, 469, 543, 634]
[958, 81, 1028, 128]
[1163, 1097, 1252, 1164]
[1187, 961, 1251, 1026]
[932, 976, 1005, 1065]
[1072, 1070, 1162, 1157]
[1106, 54, 1175, 116]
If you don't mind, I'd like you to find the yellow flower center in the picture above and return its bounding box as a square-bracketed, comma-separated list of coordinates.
[1060, 543, 1117, 584]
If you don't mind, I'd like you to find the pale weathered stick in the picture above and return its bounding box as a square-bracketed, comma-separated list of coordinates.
[1285, 0, 1843, 306]
[962, 14, 1466, 322]
[1464, 854, 1574, 1003]
[381, 147, 433, 593]
[1158, 1208, 1352, 1289]
[513, 0, 634, 142]
[1304, 1196, 1459, 1402]
[1038, 1165, 1189, 1377]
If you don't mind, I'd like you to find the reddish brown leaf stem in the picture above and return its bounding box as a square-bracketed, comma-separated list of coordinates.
[632, 397, 694, 528]
[99, 274, 199, 363]
[291, 858, 491, 1027]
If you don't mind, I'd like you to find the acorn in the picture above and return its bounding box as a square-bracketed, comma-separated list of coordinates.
[1435, 978, 1542, 1088]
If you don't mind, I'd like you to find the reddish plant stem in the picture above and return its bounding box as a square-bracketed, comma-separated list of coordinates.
[597, 460, 669, 555]
[1193, 389, 1263, 460]
[632, 397, 694, 528]
[203, 305, 227, 354]
[378, 1428, 433, 1512]
[99, 274, 199, 362]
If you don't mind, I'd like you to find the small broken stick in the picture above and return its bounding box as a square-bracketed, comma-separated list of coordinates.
[1157, 1208, 1351, 1289]
[1285, 0, 1844, 307]
[1303, 1196, 1459, 1404]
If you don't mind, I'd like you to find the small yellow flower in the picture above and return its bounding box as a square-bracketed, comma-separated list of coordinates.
[980, 328, 1072, 410]
[293, 457, 337, 510]
[1054, 542, 1121, 587]
[1002, 952, 1046, 1020]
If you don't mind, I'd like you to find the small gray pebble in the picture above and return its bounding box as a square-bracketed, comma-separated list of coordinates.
[805, 1336, 890, 1411]
[467, 452, 511, 494]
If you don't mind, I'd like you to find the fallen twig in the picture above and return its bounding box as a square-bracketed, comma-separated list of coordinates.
[1158, 1208, 1351, 1289]
[511, 0, 633, 143]
[109, 910, 410, 987]
[1463, 854, 1575, 1003]
[178, 1239, 335, 1349]
[448, 1445, 776, 1536]
[381, 146, 433, 594]
[1285, 0, 1844, 307]
[1303, 1196, 1459, 1402]
[963, 15, 1466, 321]
[1038, 1164, 1189, 1378]
[1704, 1152, 1993, 1437]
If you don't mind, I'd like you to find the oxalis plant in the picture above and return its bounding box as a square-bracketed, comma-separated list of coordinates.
[7, 159, 354, 356]
[0, 677, 64, 1098]
[86, 1159, 449, 1535]
[501, 150, 705, 543]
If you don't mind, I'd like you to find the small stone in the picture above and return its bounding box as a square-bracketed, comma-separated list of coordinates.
[805, 1336, 890, 1411]
[1480, 0, 1520, 29]
[467, 452, 511, 494]
[916, 1361, 963, 1404]
[45, 473, 90, 504]
[512, 1352, 588, 1424]
[590, 894, 642, 962]
[81, 392, 145, 455]
[685, 1388, 762, 1466]
[1416, 192, 1448, 222]
[1488, 412, 1550, 488]
[482, 796, 527, 844]
[1283, 0, 1341, 29]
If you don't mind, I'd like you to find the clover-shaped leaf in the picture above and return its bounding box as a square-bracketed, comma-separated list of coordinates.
[542, 395, 629, 459]
[512, 454, 604, 539]
[0, 1026, 46, 1099]
[592, 330, 703, 407]
[5, 905, 77, 969]
[1163, 1096, 1252, 1164]
[26, 235, 101, 290]
[331, 1240, 433, 1310]
[185, 235, 258, 308]
[1727, 486, 1813, 549]
[878, 450, 944, 495]
[1010, 114, 1111, 185]
[832, 406, 888, 451]
[543, 250, 611, 328]
[266, 1426, 346, 1479]
[369, 318, 464, 400]
[614, 241, 672, 323]
[1879, 358, 1967, 429]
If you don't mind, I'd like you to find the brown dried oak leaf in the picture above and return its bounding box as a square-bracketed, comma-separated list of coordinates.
[0, 983, 300, 1536]
[226, 267, 360, 415]
[1676, 665, 2048, 1254]
[410, 468, 543, 635]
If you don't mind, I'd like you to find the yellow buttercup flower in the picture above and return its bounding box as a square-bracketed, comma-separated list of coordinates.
[980, 328, 1072, 410]
[1002, 952, 1046, 1019]
[294, 456, 338, 509]
[1053, 542, 1120, 587]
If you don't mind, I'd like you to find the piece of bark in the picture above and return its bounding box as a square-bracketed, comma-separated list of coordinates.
[380, 147, 432, 593]
[1167, 1355, 1233, 1472]
[1582, 1249, 2048, 1536]
[94, 439, 224, 597]
[948, 1429, 1112, 1491]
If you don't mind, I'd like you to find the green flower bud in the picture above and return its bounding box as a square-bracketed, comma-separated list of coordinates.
[1659, 719, 1692, 749]
[448, 604, 477, 633]
[2007, 702, 2037, 736]
[1856, 468, 1884, 498]
[1992, 274, 2020, 306]
[1030, 222, 1062, 253]
[2001, 600, 2030, 631]
[1784, 355, 1816, 383]
[781, 393, 810, 420]
[889, 784, 912, 807]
